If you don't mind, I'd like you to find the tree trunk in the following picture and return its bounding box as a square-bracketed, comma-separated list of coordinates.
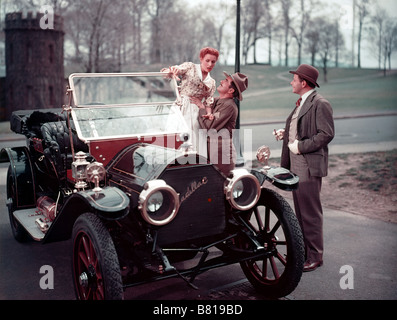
[322, 54, 328, 83]
[357, 20, 363, 68]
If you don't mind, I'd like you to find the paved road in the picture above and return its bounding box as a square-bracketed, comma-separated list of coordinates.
[238, 114, 397, 160]
[1, 165, 396, 301]
[2, 114, 397, 157]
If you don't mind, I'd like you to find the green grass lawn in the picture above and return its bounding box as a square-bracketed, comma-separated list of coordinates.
[321, 72, 397, 113]
[129, 64, 397, 120]
[218, 65, 397, 122]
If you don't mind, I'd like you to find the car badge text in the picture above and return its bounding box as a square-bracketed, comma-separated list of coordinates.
[180, 177, 208, 204]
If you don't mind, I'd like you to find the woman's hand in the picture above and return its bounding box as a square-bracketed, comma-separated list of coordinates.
[190, 97, 205, 109]
[161, 66, 180, 81]
[169, 66, 181, 81]
[169, 66, 179, 75]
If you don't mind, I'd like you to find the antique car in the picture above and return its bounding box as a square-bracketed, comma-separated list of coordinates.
[1, 72, 304, 300]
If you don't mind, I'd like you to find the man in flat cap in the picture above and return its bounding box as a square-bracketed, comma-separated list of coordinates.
[274, 64, 334, 272]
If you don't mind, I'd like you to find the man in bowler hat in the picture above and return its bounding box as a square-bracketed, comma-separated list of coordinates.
[274, 64, 334, 272]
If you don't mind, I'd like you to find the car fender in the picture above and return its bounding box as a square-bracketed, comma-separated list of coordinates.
[43, 186, 130, 243]
[1, 147, 36, 208]
[251, 167, 299, 191]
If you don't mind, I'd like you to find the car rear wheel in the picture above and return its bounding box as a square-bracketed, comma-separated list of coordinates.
[6, 166, 28, 242]
[72, 212, 123, 300]
[239, 188, 304, 299]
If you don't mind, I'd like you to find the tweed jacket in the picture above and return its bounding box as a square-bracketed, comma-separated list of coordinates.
[280, 91, 335, 177]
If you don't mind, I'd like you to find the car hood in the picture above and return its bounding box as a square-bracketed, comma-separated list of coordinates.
[107, 143, 207, 187]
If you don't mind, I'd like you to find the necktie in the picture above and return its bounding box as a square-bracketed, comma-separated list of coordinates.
[296, 97, 302, 108]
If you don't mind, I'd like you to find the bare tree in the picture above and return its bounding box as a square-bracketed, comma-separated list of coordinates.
[334, 18, 345, 67]
[160, 9, 205, 63]
[369, 5, 387, 70]
[106, 4, 133, 72]
[63, 3, 84, 65]
[272, 27, 285, 66]
[63, 0, 115, 72]
[250, 0, 265, 64]
[241, 4, 251, 65]
[262, 0, 275, 65]
[355, 0, 370, 68]
[197, 1, 234, 60]
[241, 0, 265, 64]
[305, 19, 320, 66]
[147, 0, 176, 64]
[87, 0, 113, 72]
[279, 0, 292, 66]
[68, 0, 130, 72]
[126, 0, 148, 64]
[316, 18, 339, 82]
[290, 0, 314, 65]
[382, 18, 397, 73]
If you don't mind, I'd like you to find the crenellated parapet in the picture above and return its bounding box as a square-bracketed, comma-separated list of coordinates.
[5, 11, 64, 32]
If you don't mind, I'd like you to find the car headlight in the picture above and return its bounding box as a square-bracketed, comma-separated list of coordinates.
[139, 180, 180, 226]
[224, 169, 261, 211]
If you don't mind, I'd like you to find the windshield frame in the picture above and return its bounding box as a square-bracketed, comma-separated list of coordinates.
[67, 73, 187, 142]
[68, 72, 181, 107]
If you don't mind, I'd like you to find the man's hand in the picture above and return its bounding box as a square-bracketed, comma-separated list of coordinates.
[273, 128, 285, 141]
[288, 139, 300, 154]
[202, 114, 214, 120]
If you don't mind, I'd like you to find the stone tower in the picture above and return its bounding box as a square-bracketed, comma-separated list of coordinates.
[4, 11, 64, 119]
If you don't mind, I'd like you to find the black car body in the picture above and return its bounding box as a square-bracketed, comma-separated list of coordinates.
[1, 72, 304, 300]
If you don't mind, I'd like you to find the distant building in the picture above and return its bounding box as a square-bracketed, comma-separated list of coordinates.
[4, 11, 64, 120]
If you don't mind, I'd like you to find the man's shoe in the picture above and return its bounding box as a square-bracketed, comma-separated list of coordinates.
[303, 260, 323, 272]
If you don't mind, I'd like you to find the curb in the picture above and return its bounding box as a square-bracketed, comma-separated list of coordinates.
[240, 111, 397, 126]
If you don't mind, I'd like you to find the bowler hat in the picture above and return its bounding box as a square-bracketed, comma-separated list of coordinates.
[289, 64, 320, 88]
[223, 71, 248, 101]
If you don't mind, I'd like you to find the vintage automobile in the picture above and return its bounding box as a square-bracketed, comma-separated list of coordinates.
[1, 72, 304, 300]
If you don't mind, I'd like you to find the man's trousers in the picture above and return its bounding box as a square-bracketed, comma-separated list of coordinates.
[290, 152, 323, 263]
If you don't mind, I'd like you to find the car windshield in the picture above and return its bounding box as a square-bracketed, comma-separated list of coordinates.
[68, 73, 188, 141]
[71, 104, 188, 140]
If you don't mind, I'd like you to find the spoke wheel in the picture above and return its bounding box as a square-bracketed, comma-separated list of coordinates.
[239, 188, 304, 299]
[72, 213, 123, 300]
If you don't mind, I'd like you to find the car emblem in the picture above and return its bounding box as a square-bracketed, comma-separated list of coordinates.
[180, 177, 208, 204]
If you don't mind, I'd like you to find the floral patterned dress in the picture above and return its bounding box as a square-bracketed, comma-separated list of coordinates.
[169, 62, 216, 157]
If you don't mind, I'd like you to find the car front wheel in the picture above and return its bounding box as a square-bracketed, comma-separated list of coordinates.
[238, 188, 304, 299]
[72, 212, 123, 300]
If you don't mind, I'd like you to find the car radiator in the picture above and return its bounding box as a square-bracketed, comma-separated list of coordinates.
[156, 164, 226, 246]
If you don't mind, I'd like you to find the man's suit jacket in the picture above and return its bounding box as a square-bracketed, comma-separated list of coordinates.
[281, 91, 335, 177]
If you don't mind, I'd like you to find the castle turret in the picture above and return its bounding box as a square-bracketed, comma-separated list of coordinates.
[4, 11, 64, 119]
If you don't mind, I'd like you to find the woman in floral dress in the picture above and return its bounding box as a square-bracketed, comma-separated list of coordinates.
[161, 47, 219, 157]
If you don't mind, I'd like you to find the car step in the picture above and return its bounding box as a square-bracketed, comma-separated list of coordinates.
[13, 208, 52, 241]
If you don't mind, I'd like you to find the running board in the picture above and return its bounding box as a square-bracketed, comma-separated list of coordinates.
[13, 208, 52, 241]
